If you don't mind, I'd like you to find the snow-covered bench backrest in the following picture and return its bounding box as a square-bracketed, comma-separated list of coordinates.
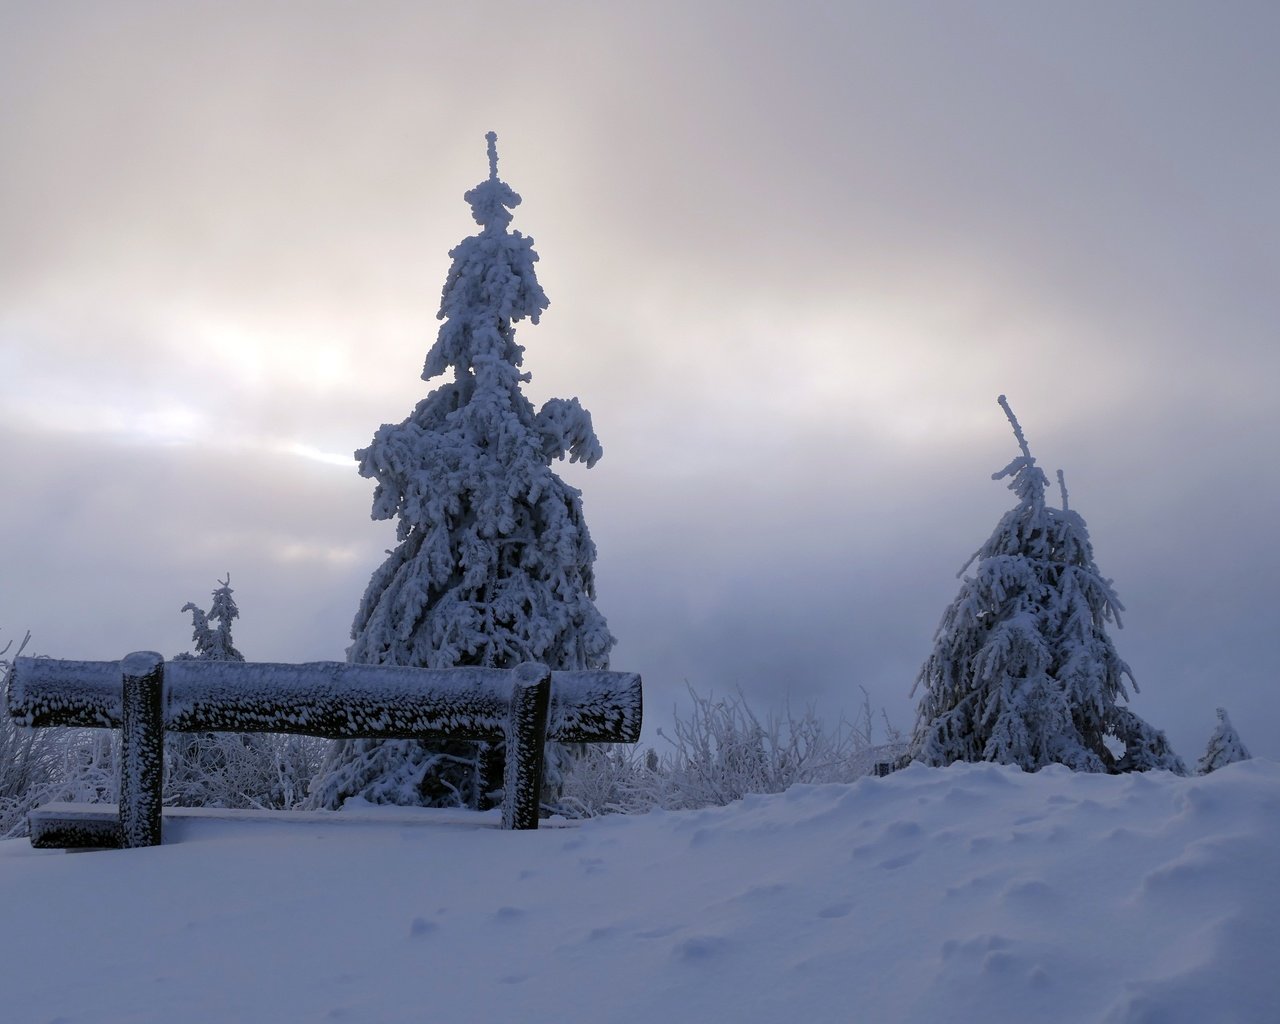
[9, 654, 642, 847]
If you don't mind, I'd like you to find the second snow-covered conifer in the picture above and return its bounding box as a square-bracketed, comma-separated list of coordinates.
[309, 133, 614, 811]
[910, 397, 1185, 774]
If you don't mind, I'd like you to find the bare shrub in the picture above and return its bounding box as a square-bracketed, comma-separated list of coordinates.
[0, 633, 68, 837]
[164, 732, 329, 810]
[557, 685, 905, 817]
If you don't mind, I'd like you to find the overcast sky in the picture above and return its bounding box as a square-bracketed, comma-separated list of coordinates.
[2, 2, 1277, 761]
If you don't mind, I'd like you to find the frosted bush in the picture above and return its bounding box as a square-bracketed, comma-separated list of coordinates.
[0, 633, 66, 836]
[557, 685, 905, 817]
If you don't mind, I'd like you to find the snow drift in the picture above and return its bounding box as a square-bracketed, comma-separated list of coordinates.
[1, 760, 1276, 1023]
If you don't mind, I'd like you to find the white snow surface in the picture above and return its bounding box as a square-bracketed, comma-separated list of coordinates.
[2, 760, 1277, 1023]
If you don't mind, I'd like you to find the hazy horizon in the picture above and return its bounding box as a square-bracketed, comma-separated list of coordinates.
[2, 2, 1277, 761]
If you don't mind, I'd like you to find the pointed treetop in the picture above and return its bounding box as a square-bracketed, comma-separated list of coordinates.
[465, 131, 521, 230]
[991, 396, 1048, 506]
[1057, 469, 1070, 511]
[998, 394, 1032, 459]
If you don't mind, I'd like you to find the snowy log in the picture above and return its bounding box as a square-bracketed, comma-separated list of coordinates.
[119, 652, 165, 848]
[165, 661, 516, 739]
[6, 657, 123, 727]
[27, 804, 122, 850]
[9, 658, 642, 743]
[547, 670, 643, 743]
[502, 663, 551, 830]
[8, 655, 643, 840]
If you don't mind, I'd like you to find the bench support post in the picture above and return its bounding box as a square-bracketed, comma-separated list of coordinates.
[501, 663, 551, 830]
[119, 652, 165, 848]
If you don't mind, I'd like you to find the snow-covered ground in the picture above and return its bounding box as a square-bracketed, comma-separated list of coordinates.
[2, 760, 1277, 1024]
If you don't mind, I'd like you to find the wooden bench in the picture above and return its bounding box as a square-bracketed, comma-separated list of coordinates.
[8, 653, 642, 848]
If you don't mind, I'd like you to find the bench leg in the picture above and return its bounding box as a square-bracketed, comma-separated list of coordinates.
[120, 652, 165, 848]
[502, 663, 551, 830]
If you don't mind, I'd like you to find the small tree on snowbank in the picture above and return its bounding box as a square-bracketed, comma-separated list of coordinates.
[176, 574, 243, 663]
[1197, 708, 1251, 774]
[309, 133, 613, 811]
[169, 577, 322, 808]
[168, 575, 252, 805]
[910, 397, 1185, 774]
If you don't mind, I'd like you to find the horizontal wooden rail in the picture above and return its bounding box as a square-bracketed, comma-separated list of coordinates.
[10, 658, 642, 743]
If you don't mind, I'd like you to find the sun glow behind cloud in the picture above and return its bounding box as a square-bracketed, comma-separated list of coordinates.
[2, 383, 211, 448]
[190, 317, 360, 395]
[280, 442, 354, 469]
[4, 366, 353, 471]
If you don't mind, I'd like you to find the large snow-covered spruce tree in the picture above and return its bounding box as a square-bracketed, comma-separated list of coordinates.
[910, 397, 1185, 774]
[309, 133, 614, 810]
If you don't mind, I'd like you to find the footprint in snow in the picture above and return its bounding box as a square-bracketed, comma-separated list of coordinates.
[944, 873, 998, 899]
[940, 933, 1010, 961]
[493, 906, 527, 923]
[981, 950, 1052, 989]
[586, 925, 621, 942]
[877, 850, 920, 870]
[1000, 878, 1055, 905]
[409, 916, 437, 938]
[635, 925, 679, 939]
[817, 901, 853, 919]
[672, 935, 730, 963]
[736, 882, 789, 902]
[884, 820, 923, 840]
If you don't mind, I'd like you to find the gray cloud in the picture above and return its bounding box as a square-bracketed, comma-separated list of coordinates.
[1, 3, 1276, 763]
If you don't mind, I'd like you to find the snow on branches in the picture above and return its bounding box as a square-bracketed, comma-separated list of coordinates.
[910, 397, 1185, 774]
